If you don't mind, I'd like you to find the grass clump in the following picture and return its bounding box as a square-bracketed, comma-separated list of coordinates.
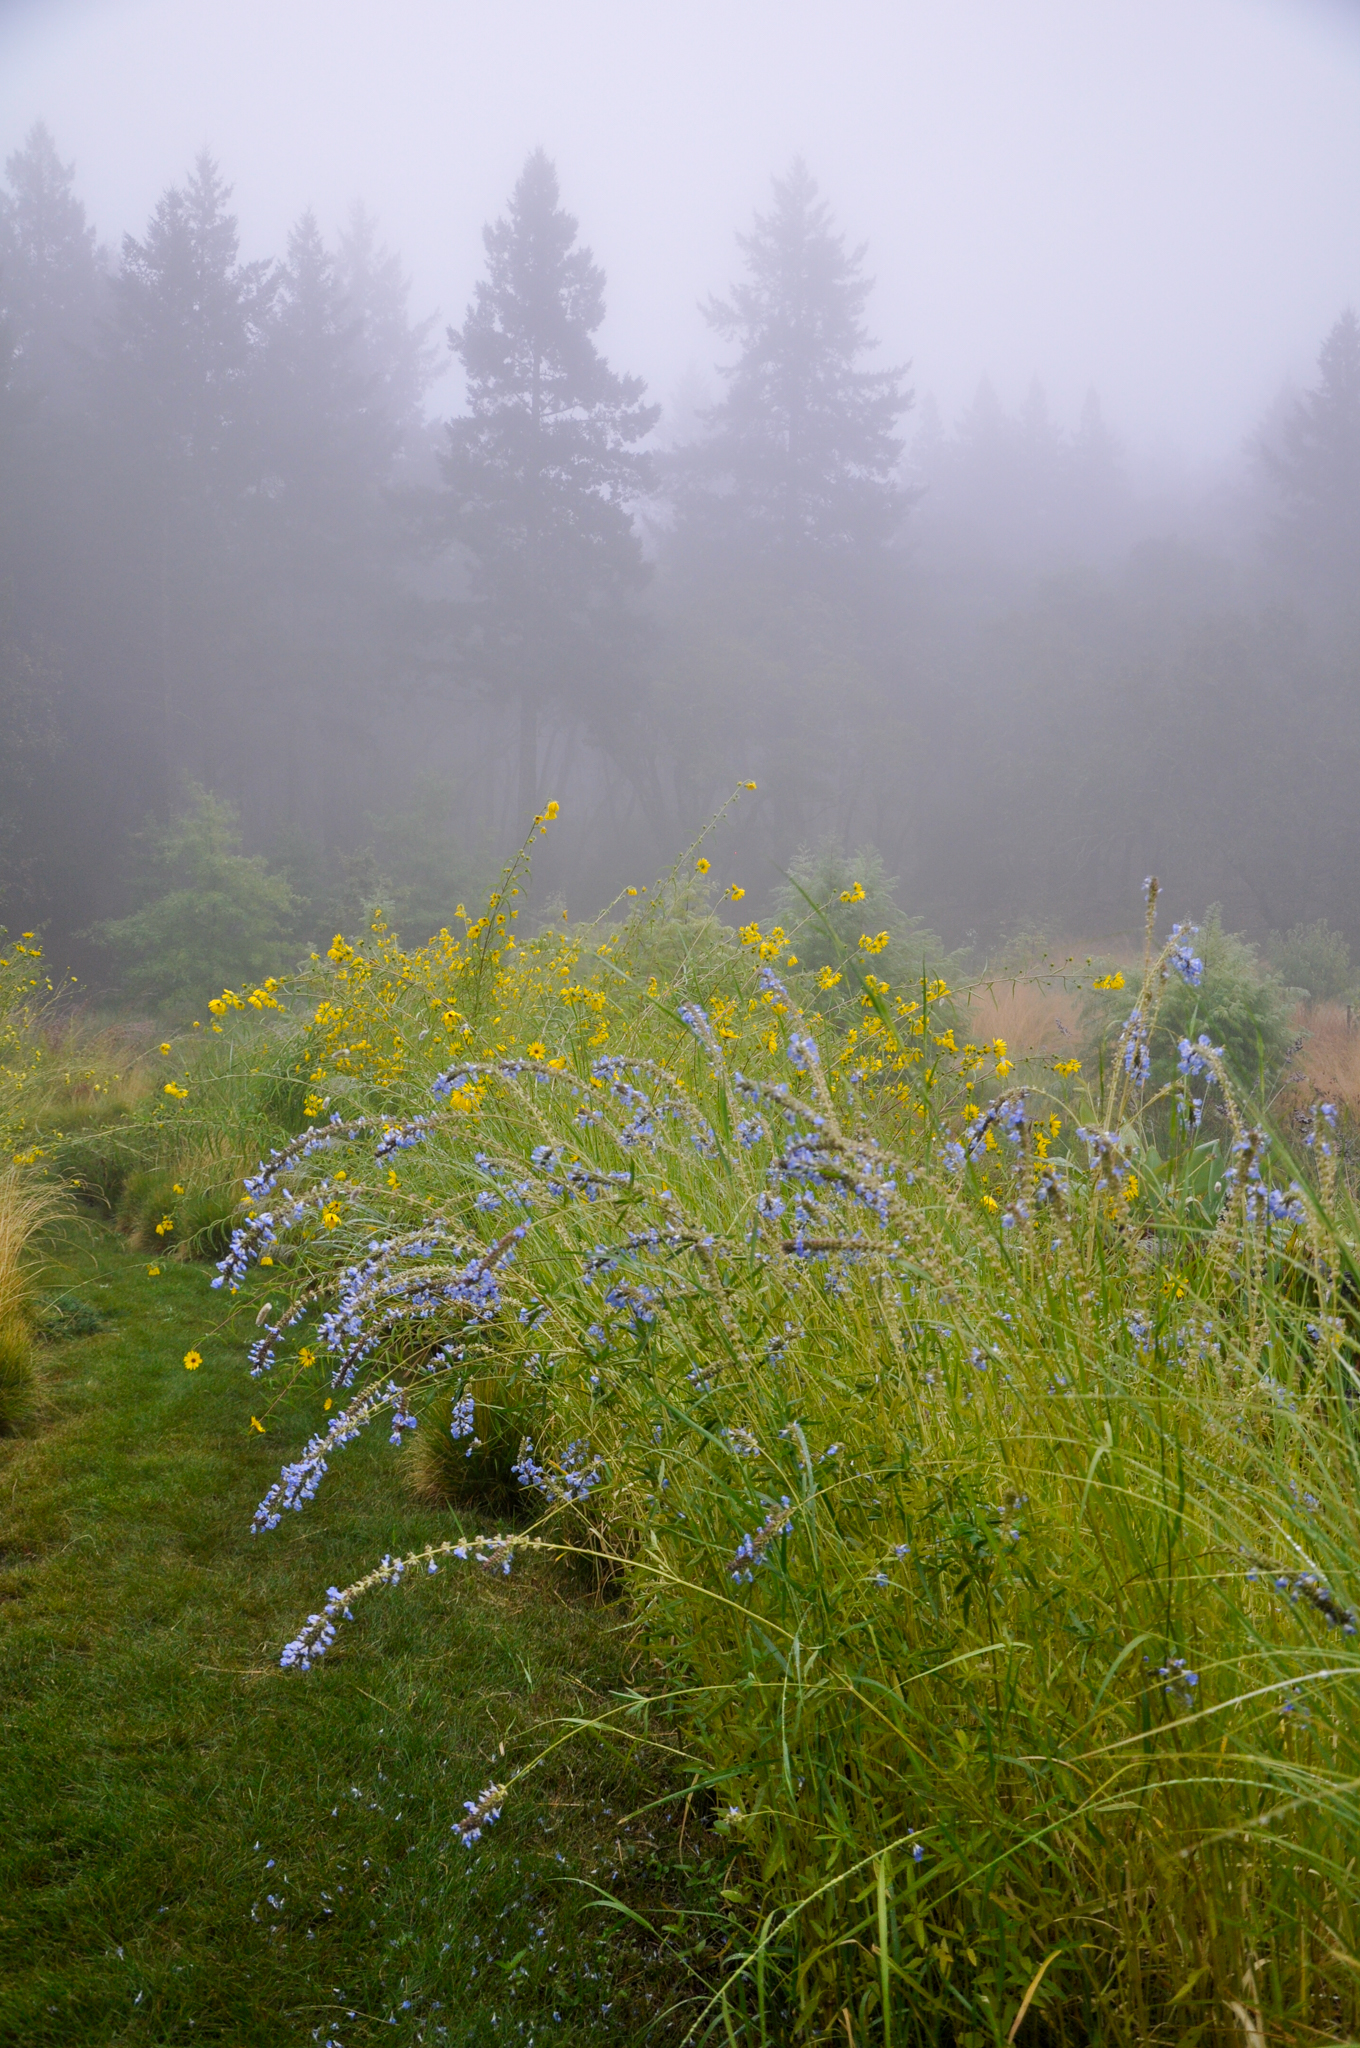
[159, 808, 1360, 2045]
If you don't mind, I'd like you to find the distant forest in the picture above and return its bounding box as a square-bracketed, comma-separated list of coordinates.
[2, 122, 1358, 989]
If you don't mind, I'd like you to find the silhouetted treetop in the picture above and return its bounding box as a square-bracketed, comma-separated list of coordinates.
[443, 147, 658, 590]
[1262, 306, 1360, 595]
[682, 159, 913, 558]
[0, 121, 103, 405]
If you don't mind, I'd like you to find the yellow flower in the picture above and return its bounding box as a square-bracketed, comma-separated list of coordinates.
[744, 780, 757, 790]
[250, 1415, 266, 1432]
[626, 887, 638, 896]
[839, 881, 866, 904]
[321, 1202, 343, 1229]
[163, 1081, 189, 1099]
[323, 1398, 332, 1411]
[172, 1183, 184, 1195]
[387, 1169, 399, 1188]
[303, 1092, 325, 1117]
[159, 1041, 171, 1055]
[1052, 1058, 1081, 1078]
[526, 1041, 547, 1059]
[817, 967, 843, 990]
[981, 1194, 999, 1213]
[1093, 971, 1125, 991]
[544, 799, 560, 820]
[728, 885, 745, 901]
[299, 1347, 316, 1368]
[146, 1264, 160, 1277]
[154, 1215, 174, 1236]
[695, 857, 710, 875]
[183, 1349, 202, 1371]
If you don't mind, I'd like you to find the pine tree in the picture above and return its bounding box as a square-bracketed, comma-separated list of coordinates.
[336, 203, 441, 456]
[1262, 307, 1360, 594]
[105, 153, 274, 487]
[97, 156, 276, 780]
[0, 121, 103, 407]
[441, 149, 658, 823]
[683, 160, 912, 558]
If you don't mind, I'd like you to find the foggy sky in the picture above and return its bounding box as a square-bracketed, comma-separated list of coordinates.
[2, 0, 1359, 467]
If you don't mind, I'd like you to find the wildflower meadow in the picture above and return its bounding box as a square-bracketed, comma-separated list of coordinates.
[32, 789, 1353, 2045]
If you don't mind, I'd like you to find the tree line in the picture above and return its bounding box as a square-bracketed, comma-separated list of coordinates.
[2, 122, 1358, 988]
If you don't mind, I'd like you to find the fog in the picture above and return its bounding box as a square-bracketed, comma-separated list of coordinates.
[6, 0, 1360, 460]
[2, 0, 1360, 1000]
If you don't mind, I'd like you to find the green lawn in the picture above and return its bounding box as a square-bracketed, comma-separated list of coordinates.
[0, 1223, 719, 2046]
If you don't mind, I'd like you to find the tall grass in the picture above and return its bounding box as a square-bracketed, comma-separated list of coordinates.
[172, 815, 1360, 2044]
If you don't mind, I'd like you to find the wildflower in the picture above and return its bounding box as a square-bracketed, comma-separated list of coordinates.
[1092, 972, 1124, 991]
[159, 1041, 171, 1055]
[744, 780, 757, 790]
[163, 1082, 189, 1100]
[155, 1214, 175, 1237]
[456, 1782, 507, 1847]
[729, 885, 745, 901]
[147, 1264, 160, 1277]
[731, 1497, 795, 1582]
[1167, 923, 1204, 988]
[183, 1349, 202, 1371]
[839, 882, 866, 904]
[695, 857, 710, 875]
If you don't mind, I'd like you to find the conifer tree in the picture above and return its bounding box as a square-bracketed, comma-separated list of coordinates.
[441, 149, 658, 822]
[684, 160, 912, 558]
[1263, 307, 1360, 595]
[105, 153, 274, 486]
[0, 121, 103, 406]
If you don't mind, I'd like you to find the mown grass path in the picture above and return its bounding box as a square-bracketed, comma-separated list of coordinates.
[0, 1224, 712, 2046]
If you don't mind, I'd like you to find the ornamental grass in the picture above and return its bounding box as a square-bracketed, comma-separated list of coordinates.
[162, 800, 1360, 2044]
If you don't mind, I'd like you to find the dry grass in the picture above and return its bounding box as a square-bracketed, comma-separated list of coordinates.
[1278, 1001, 1360, 1124]
[961, 972, 1086, 1062]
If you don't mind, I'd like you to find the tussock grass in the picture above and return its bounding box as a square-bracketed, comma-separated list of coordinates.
[162, 809, 1360, 2046]
[0, 1168, 63, 1433]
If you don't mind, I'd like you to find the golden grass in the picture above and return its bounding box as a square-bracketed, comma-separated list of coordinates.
[960, 973, 1085, 1061]
[0, 1167, 61, 1328]
[1287, 1002, 1360, 1119]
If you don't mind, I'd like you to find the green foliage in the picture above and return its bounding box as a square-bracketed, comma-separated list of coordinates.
[94, 787, 297, 1015]
[1268, 916, 1354, 1006]
[1090, 905, 1295, 1088]
[0, 1225, 712, 2043]
[772, 839, 947, 1004]
[0, 1315, 37, 1434]
[171, 835, 1360, 2045]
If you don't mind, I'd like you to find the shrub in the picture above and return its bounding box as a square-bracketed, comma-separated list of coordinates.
[1268, 916, 1355, 1007]
[92, 786, 297, 1015]
[191, 810, 1360, 2045]
[772, 840, 949, 1015]
[1088, 900, 1295, 1092]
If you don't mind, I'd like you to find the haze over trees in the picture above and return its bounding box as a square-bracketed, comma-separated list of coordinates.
[2, 120, 1359, 988]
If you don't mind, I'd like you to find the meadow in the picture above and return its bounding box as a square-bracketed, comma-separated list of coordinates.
[5, 800, 1360, 2046]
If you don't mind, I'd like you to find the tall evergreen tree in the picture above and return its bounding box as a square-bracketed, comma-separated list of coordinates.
[441, 149, 658, 823]
[682, 160, 912, 558]
[1262, 307, 1360, 596]
[0, 121, 103, 406]
[105, 153, 274, 487]
[336, 203, 441, 456]
[96, 156, 276, 784]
